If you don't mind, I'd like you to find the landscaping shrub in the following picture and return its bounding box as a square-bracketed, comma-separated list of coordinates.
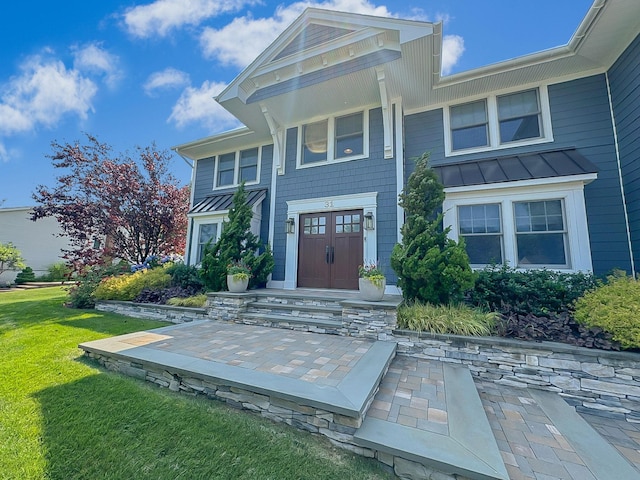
[14, 267, 36, 284]
[93, 268, 171, 301]
[37, 262, 72, 281]
[165, 262, 204, 293]
[166, 294, 207, 308]
[66, 262, 130, 308]
[397, 302, 497, 336]
[497, 310, 620, 350]
[574, 273, 640, 350]
[200, 183, 274, 291]
[467, 264, 597, 316]
[134, 286, 195, 304]
[391, 152, 474, 304]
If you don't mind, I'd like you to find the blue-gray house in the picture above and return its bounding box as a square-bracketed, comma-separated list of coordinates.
[174, 0, 640, 293]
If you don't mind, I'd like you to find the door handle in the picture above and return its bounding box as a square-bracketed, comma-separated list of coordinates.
[325, 246, 335, 264]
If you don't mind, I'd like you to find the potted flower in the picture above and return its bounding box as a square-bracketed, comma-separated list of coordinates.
[358, 261, 386, 301]
[226, 260, 251, 293]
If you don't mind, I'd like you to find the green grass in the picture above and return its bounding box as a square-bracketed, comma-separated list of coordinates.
[0, 288, 392, 480]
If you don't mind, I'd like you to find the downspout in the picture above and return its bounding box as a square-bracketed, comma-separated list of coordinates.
[605, 71, 635, 277]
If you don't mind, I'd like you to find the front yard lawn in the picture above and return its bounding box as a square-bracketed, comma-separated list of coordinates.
[0, 287, 391, 480]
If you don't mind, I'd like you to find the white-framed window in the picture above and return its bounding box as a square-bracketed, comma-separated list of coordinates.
[444, 87, 552, 156]
[190, 217, 224, 264]
[458, 203, 503, 265]
[213, 146, 261, 189]
[297, 110, 369, 168]
[443, 179, 593, 272]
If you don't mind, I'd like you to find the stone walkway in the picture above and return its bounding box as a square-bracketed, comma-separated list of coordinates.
[80, 320, 640, 479]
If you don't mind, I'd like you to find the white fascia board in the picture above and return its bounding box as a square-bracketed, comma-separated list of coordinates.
[173, 127, 270, 161]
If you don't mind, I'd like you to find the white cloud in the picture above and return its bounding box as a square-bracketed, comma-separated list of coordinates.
[144, 68, 190, 96]
[0, 55, 97, 135]
[123, 0, 254, 38]
[72, 43, 122, 89]
[168, 80, 239, 131]
[441, 34, 465, 75]
[200, 0, 394, 68]
[0, 142, 8, 162]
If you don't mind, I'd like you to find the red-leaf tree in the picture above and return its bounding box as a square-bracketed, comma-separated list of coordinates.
[32, 134, 190, 271]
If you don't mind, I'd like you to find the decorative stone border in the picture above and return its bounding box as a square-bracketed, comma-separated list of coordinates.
[395, 330, 640, 422]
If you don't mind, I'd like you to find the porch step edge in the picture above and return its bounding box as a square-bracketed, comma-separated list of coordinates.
[240, 312, 342, 329]
[247, 300, 342, 314]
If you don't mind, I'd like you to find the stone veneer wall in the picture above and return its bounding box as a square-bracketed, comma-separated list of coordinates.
[84, 349, 459, 480]
[96, 301, 208, 323]
[395, 331, 640, 422]
[94, 299, 640, 422]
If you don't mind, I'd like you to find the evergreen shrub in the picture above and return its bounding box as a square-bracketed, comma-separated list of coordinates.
[15, 267, 36, 284]
[391, 152, 474, 304]
[467, 264, 597, 316]
[200, 184, 274, 291]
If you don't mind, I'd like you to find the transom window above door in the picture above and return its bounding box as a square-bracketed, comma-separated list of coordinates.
[298, 110, 368, 167]
[214, 147, 260, 188]
[445, 87, 552, 156]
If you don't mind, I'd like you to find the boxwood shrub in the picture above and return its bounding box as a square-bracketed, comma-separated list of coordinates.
[467, 264, 597, 316]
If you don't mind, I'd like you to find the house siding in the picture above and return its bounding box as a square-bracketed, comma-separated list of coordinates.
[608, 33, 640, 273]
[271, 107, 398, 282]
[403, 74, 631, 275]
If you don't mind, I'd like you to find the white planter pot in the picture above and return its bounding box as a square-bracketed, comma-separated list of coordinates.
[359, 277, 386, 301]
[227, 274, 249, 293]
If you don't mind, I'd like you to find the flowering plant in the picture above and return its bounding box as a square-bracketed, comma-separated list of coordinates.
[130, 253, 184, 272]
[358, 261, 385, 287]
[227, 259, 252, 280]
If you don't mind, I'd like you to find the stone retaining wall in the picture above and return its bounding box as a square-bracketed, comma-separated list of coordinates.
[84, 349, 458, 480]
[395, 330, 640, 422]
[96, 300, 207, 323]
[94, 300, 640, 421]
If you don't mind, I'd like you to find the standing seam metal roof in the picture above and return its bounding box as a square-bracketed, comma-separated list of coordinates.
[433, 149, 598, 188]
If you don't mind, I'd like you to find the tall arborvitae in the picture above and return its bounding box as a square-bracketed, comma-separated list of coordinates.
[200, 183, 274, 291]
[391, 152, 475, 304]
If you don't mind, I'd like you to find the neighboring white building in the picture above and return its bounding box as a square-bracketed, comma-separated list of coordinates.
[0, 207, 71, 284]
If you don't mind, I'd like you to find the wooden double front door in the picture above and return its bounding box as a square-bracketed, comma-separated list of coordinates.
[297, 210, 363, 289]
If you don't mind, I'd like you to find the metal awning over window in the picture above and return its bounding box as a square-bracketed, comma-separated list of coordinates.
[189, 189, 267, 214]
[433, 149, 598, 188]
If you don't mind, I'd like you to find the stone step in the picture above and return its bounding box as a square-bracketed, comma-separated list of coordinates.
[354, 360, 509, 480]
[251, 289, 350, 309]
[529, 389, 640, 480]
[246, 300, 343, 319]
[240, 312, 343, 333]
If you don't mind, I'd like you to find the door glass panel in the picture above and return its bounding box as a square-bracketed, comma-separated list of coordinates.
[336, 225, 343, 233]
[344, 224, 351, 233]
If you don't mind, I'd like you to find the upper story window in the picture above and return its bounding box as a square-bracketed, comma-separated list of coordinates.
[445, 87, 552, 156]
[450, 100, 488, 151]
[498, 90, 542, 143]
[297, 111, 368, 168]
[214, 147, 261, 189]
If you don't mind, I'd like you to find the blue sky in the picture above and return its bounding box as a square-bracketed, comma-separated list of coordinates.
[0, 0, 593, 208]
